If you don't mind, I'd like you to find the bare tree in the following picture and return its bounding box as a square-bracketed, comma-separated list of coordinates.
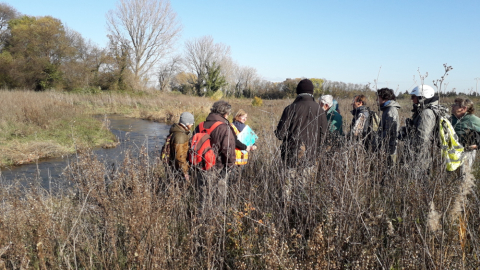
[157, 55, 182, 91]
[233, 65, 258, 97]
[106, 0, 182, 87]
[184, 36, 231, 95]
[0, 3, 19, 46]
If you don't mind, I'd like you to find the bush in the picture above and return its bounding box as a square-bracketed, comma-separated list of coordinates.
[210, 90, 223, 101]
[252, 96, 263, 106]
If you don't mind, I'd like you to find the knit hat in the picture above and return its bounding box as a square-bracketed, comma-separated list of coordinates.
[296, 79, 314, 95]
[179, 112, 194, 126]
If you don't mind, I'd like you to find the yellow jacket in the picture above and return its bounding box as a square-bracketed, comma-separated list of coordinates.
[230, 123, 248, 165]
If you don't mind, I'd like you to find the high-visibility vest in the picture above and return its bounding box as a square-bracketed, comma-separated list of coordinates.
[439, 117, 464, 171]
[230, 123, 248, 165]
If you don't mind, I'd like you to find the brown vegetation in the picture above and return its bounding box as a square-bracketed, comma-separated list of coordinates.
[0, 91, 479, 268]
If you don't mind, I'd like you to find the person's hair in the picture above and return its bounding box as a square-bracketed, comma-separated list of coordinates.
[354, 95, 367, 105]
[377, 88, 396, 101]
[454, 97, 475, 114]
[319, 95, 333, 108]
[234, 109, 247, 121]
[211, 100, 232, 115]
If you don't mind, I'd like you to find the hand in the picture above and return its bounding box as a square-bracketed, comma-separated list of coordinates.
[468, 145, 477, 150]
[184, 174, 190, 181]
[251, 145, 257, 151]
[246, 146, 252, 152]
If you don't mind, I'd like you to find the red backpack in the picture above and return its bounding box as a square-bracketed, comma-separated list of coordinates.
[188, 121, 224, 170]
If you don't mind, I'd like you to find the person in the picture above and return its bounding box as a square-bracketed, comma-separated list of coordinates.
[332, 99, 340, 113]
[193, 100, 237, 171]
[319, 95, 343, 136]
[350, 95, 370, 139]
[275, 79, 328, 168]
[167, 112, 194, 181]
[377, 88, 401, 164]
[193, 100, 237, 213]
[231, 109, 257, 166]
[400, 85, 440, 174]
[450, 97, 480, 168]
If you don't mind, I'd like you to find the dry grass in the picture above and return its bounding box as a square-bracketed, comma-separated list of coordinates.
[0, 91, 479, 269]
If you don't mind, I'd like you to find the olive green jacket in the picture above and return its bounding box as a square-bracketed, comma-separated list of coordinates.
[169, 123, 191, 174]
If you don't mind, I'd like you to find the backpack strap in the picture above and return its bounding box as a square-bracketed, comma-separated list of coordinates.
[199, 122, 205, 133]
[204, 121, 224, 135]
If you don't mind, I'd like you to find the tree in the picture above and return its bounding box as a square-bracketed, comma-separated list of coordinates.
[61, 28, 109, 90]
[204, 62, 227, 95]
[281, 78, 302, 98]
[310, 78, 324, 97]
[171, 71, 196, 94]
[184, 36, 231, 96]
[99, 35, 135, 90]
[0, 2, 19, 46]
[5, 15, 74, 90]
[106, 0, 182, 87]
[233, 65, 258, 97]
[157, 55, 182, 91]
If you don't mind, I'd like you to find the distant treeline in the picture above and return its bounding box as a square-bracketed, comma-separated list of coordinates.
[0, 2, 377, 99]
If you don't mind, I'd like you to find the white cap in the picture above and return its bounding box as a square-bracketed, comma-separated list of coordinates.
[410, 85, 435, 99]
[319, 95, 333, 108]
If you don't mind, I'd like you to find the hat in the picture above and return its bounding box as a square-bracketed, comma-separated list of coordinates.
[179, 112, 194, 126]
[296, 79, 314, 95]
[319, 95, 333, 108]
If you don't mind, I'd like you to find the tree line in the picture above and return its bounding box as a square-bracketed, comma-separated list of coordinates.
[0, 0, 376, 99]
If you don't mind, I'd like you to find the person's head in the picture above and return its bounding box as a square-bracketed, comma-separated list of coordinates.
[352, 95, 367, 109]
[319, 95, 334, 111]
[211, 100, 232, 118]
[410, 85, 435, 104]
[296, 79, 314, 95]
[179, 112, 194, 129]
[452, 97, 475, 118]
[234, 109, 248, 124]
[377, 88, 396, 105]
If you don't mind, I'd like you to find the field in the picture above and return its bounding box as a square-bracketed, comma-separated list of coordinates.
[0, 90, 479, 269]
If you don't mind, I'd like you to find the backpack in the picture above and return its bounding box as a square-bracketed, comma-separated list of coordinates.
[439, 116, 464, 171]
[426, 104, 464, 171]
[188, 121, 224, 170]
[160, 133, 174, 165]
[367, 108, 381, 132]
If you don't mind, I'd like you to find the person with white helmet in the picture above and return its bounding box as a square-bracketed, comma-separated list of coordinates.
[401, 84, 440, 173]
[409, 85, 438, 144]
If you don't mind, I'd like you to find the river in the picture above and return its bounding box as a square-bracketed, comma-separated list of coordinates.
[0, 115, 170, 191]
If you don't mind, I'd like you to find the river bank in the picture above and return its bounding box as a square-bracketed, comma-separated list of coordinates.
[0, 90, 284, 167]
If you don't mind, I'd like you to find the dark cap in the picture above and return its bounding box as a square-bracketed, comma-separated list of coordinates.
[296, 79, 314, 95]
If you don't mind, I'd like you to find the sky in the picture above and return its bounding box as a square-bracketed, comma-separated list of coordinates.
[5, 0, 480, 94]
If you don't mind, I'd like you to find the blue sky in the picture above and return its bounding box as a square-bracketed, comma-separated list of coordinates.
[5, 0, 480, 93]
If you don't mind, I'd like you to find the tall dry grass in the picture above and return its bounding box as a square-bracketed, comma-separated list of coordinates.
[0, 91, 479, 268]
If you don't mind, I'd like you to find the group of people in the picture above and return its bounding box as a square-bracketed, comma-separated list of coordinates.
[275, 79, 480, 174]
[164, 100, 257, 182]
[164, 78, 480, 183]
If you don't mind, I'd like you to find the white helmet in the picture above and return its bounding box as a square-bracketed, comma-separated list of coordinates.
[410, 85, 435, 99]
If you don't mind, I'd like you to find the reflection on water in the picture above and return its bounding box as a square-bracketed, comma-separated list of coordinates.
[0, 115, 171, 190]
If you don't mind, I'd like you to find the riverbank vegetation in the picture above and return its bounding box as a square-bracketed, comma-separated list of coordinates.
[1, 106, 479, 268]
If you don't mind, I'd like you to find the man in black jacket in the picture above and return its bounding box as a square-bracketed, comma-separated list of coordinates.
[275, 79, 328, 168]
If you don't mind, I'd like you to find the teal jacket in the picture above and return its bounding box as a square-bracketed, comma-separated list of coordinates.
[326, 106, 343, 135]
[450, 113, 480, 146]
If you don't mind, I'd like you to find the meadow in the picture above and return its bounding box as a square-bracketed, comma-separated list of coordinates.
[0, 90, 479, 269]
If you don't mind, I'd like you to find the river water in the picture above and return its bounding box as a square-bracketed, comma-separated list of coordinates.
[0, 115, 170, 190]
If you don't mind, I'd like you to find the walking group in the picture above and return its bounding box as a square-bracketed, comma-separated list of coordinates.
[162, 78, 480, 195]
